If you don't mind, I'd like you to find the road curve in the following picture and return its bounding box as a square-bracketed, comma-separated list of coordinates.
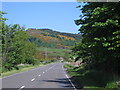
[2, 63, 76, 90]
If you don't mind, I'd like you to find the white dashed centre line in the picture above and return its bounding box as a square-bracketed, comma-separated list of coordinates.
[31, 78, 35, 81]
[19, 85, 25, 90]
[38, 74, 41, 77]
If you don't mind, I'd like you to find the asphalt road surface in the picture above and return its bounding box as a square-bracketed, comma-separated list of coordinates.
[2, 63, 76, 90]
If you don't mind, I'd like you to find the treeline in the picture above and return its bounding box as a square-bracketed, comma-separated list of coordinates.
[1, 11, 37, 71]
[73, 2, 120, 75]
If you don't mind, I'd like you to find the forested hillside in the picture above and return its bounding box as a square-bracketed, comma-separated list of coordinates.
[27, 28, 81, 49]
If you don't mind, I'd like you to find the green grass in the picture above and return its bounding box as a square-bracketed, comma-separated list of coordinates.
[37, 47, 71, 52]
[0, 64, 44, 78]
[0, 66, 1, 73]
[37, 47, 71, 57]
[64, 64, 120, 89]
[64, 63, 74, 69]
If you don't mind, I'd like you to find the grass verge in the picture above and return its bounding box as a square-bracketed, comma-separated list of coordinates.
[64, 64, 120, 89]
[0, 64, 44, 78]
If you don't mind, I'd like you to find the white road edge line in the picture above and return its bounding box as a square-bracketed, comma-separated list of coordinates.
[31, 78, 35, 81]
[19, 85, 25, 90]
[65, 74, 77, 90]
[62, 65, 77, 90]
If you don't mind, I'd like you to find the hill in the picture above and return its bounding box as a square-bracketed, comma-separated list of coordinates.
[27, 28, 81, 49]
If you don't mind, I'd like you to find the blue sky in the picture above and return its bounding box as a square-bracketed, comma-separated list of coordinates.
[2, 2, 83, 34]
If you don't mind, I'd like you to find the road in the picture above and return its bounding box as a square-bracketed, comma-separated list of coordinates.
[2, 63, 76, 90]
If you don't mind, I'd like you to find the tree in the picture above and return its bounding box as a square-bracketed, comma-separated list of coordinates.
[1, 11, 36, 71]
[74, 2, 120, 74]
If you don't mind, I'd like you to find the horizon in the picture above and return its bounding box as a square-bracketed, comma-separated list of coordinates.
[27, 28, 81, 34]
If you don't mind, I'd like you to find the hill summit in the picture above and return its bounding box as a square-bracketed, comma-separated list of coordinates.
[27, 28, 81, 49]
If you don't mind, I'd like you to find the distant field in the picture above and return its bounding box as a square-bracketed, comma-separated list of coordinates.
[36, 47, 71, 57]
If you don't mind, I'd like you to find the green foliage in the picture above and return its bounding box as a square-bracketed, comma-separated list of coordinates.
[1, 11, 37, 71]
[64, 64, 74, 69]
[74, 2, 120, 74]
[66, 65, 120, 89]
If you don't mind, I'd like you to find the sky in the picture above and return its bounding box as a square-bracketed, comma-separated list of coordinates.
[2, 2, 83, 34]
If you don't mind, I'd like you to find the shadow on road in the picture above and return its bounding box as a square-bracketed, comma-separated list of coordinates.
[42, 78, 77, 89]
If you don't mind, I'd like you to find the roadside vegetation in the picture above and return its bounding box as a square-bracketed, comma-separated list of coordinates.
[1, 64, 44, 78]
[74, 2, 120, 75]
[64, 2, 120, 89]
[0, 11, 38, 74]
[64, 64, 120, 89]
